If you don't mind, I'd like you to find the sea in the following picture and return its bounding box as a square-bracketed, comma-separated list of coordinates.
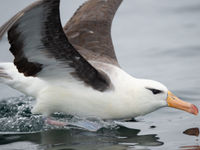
[0, 0, 200, 149]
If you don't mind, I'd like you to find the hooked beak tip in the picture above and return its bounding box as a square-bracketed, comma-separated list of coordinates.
[167, 91, 198, 116]
[191, 104, 199, 115]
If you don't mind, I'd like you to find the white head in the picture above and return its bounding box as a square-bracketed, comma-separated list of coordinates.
[128, 78, 198, 117]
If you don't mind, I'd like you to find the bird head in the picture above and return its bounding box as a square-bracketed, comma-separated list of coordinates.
[133, 79, 198, 116]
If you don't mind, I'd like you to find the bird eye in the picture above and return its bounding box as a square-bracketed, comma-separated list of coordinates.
[146, 88, 163, 95]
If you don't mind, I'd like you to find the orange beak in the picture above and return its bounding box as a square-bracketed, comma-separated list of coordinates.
[167, 91, 198, 115]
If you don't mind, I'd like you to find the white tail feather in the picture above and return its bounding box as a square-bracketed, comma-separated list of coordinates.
[0, 62, 45, 97]
[0, 63, 14, 83]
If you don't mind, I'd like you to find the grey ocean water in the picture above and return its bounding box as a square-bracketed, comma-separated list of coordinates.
[0, 0, 200, 149]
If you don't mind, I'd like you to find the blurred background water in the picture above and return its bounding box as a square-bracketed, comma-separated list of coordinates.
[0, 0, 200, 150]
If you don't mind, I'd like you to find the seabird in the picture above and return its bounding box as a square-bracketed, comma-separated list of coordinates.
[0, 0, 198, 120]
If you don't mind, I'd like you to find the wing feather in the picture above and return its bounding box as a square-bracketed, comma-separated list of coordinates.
[7, 0, 110, 91]
[64, 0, 123, 66]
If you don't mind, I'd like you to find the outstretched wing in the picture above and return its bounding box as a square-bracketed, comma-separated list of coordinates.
[0, 1, 41, 40]
[64, 0, 123, 66]
[7, 0, 110, 92]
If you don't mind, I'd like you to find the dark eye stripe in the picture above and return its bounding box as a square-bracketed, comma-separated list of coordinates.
[145, 87, 163, 95]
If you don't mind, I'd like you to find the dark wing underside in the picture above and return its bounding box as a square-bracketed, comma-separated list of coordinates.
[7, 0, 110, 92]
[64, 0, 122, 66]
[0, 0, 123, 67]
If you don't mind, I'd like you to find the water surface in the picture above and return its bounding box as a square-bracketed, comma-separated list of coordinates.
[0, 0, 200, 149]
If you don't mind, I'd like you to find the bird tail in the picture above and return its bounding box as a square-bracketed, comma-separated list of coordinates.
[0, 62, 45, 97]
[0, 63, 13, 83]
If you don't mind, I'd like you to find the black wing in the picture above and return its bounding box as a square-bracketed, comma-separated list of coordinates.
[8, 0, 110, 91]
[0, 1, 42, 40]
[64, 0, 123, 66]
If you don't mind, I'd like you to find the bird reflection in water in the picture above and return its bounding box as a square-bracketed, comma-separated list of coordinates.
[0, 127, 163, 150]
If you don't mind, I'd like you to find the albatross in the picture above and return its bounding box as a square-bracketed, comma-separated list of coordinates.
[0, 0, 198, 120]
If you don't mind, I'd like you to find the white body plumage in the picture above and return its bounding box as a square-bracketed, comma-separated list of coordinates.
[0, 62, 168, 119]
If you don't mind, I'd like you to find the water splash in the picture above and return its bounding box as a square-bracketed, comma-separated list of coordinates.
[0, 96, 117, 133]
[0, 96, 44, 132]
